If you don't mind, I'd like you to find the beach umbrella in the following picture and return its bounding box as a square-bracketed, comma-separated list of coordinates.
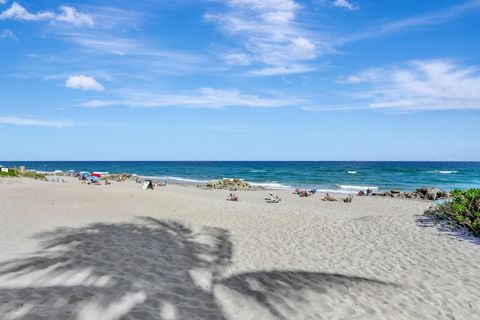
[91, 173, 101, 178]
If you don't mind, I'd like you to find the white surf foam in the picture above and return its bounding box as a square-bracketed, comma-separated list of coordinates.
[139, 176, 208, 184]
[428, 170, 458, 174]
[347, 171, 357, 174]
[317, 189, 359, 195]
[338, 185, 379, 191]
[249, 182, 293, 190]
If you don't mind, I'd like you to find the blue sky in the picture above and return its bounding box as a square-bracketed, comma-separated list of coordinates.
[1, 0, 479, 160]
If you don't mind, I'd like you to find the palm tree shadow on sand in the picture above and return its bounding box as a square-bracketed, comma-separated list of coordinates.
[0, 217, 398, 320]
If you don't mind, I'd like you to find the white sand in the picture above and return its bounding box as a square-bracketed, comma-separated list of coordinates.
[0, 177, 479, 319]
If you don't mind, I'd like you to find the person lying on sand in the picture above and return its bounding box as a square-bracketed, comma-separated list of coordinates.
[265, 193, 281, 203]
[227, 193, 239, 201]
[155, 181, 168, 187]
[295, 188, 317, 197]
[299, 190, 311, 197]
[323, 193, 338, 202]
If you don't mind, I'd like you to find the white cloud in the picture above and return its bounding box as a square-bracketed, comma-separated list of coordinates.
[0, 0, 8, 5]
[337, 60, 480, 111]
[249, 64, 316, 76]
[337, 0, 480, 44]
[206, 0, 317, 75]
[80, 87, 303, 109]
[0, 29, 16, 40]
[66, 75, 105, 91]
[0, 2, 53, 21]
[0, 116, 73, 128]
[337, 69, 382, 84]
[55, 6, 94, 27]
[223, 52, 252, 66]
[333, 0, 357, 11]
[0, 2, 93, 27]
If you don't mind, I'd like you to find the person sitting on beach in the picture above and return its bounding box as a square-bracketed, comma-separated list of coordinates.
[271, 195, 281, 203]
[310, 187, 317, 194]
[299, 190, 311, 197]
[357, 190, 366, 196]
[266, 193, 281, 203]
[366, 188, 372, 196]
[227, 193, 239, 201]
[323, 193, 338, 202]
[342, 195, 353, 203]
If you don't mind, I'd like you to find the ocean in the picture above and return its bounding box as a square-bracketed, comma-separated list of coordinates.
[2, 161, 480, 192]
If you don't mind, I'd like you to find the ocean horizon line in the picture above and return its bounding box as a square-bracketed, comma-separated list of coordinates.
[2, 160, 480, 163]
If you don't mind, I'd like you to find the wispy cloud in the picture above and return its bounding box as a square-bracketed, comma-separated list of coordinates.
[338, 0, 480, 44]
[249, 64, 317, 76]
[80, 87, 303, 109]
[65, 75, 105, 91]
[0, 2, 93, 27]
[315, 60, 480, 111]
[333, 0, 357, 11]
[0, 116, 74, 127]
[205, 0, 317, 76]
[55, 6, 94, 27]
[0, 28, 16, 40]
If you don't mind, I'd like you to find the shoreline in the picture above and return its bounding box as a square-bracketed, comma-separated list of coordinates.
[2, 161, 478, 194]
[11, 168, 457, 195]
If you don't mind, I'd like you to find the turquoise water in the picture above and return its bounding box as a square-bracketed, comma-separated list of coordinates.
[2, 161, 480, 192]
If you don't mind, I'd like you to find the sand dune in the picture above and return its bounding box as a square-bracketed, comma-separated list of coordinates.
[0, 178, 479, 319]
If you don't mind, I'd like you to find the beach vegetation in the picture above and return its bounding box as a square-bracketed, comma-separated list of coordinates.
[426, 188, 480, 237]
[0, 169, 18, 177]
[21, 171, 48, 181]
[0, 168, 47, 180]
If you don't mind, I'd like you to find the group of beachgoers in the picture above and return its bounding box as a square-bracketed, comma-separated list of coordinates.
[225, 187, 356, 204]
[357, 188, 374, 196]
[226, 192, 281, 203]
[294, 187, 318, 197]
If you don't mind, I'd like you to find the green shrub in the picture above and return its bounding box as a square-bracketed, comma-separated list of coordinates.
[21, 172, 47, 181]
[0, 169, 47, 180]
[0, 169, 18, 177]
[426, 188, 480, 237]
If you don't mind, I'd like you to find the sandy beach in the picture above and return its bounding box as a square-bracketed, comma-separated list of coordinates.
[0, 177, 479, 320]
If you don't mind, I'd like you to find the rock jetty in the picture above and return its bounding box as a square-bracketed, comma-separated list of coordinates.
[372, 187, 449, 200]
[203, 178, 264, 191]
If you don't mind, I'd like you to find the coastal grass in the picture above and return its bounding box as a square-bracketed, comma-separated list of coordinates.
[426, 188, 480, 237]
[0, 169, 47, 181]
[0, 170, 18, 177]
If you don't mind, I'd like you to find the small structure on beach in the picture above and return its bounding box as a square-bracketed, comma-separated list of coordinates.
[142, 180, 154, 190]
